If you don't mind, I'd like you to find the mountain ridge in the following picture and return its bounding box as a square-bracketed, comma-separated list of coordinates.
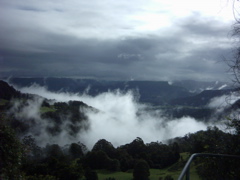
[4, 77, 232, 106]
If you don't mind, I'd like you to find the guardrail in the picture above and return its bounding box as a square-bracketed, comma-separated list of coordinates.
[177, 153, 240, 180]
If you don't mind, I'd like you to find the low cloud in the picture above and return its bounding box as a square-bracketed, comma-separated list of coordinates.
[117, 53, 143, 61]
[208, 92, 240, 113]
[206, 93, 240, 133]
[11, 84, 215, 149]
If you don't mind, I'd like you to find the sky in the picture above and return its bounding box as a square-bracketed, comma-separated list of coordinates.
[0, 0, 239, 81]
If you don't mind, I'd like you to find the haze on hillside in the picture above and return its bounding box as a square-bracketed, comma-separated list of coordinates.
[8, 81, 233, 149]
[1, 0, 239, 150]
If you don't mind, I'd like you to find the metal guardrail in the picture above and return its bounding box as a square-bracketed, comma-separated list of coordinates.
[177, 153, 240, 180]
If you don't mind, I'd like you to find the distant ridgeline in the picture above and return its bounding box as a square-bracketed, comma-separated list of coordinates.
[1, 78, 237, 121]
[4, 77, 232, 106]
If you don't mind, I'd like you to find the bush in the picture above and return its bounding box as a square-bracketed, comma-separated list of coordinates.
[85, 168, 98, 180]
[0, 123, 23, 179]
[133, 160, 150, 180]
[164, 175, 174, 180]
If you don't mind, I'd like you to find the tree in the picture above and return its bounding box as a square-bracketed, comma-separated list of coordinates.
[22, 135, 43, 161]
[133, 160, 150, 180]
[45, 144, 64, 159]
[107, 159, 120, 171]
[92, 139, 116, 159]
[115, 148, 134, 171]
[84, 151, 110, 169]
[84, 168, 98, 180]
[69, 143, 84, 160]
[57, 162, 84, 180]
[127, 137, 146, 158]
[164, 175, 174, 180]
[0, 122, 23, 179]
[227, 1, 240, 134]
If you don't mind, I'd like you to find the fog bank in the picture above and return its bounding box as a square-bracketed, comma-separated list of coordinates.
[13, 84, 212, 149]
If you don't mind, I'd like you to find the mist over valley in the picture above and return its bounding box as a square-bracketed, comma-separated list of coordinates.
[2, 0, 240, 178]
[1, 78, 237, 149]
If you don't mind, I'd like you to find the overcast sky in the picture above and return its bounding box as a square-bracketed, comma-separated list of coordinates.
[0, 0, 238, 81]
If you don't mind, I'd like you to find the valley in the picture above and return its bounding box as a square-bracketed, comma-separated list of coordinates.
[1, 78, 240, 179]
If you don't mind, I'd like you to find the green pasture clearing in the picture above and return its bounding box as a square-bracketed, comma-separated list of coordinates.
[97, 170, 132, 180]
[0, 99, 9, 105]
[97, 152, 201, 180]
[97, 168, 198, 180]
[40, 106, 56, 113]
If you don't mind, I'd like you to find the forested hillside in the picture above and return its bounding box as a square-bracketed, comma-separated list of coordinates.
[5, 77, 236, 121]
[1, 80, 240, 179]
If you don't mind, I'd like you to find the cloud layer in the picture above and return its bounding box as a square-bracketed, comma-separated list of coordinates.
[15, 84, 211, 149]
[0, 0, 236, 81]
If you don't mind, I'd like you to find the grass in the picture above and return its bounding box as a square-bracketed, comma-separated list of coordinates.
[97, 153, 201, 180]
[40, 106, 56, 113]
[0, 99, 9, 105]
[97, 169, 182, 180]
[97, 170, 132, 180]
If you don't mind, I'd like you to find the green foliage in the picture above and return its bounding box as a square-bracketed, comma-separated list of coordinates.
[92, 139, 116, 159]
[84, 151, 109, 169]
[196, 156, 240, 179]
[40, 106, 56, 113]
[57, 162, 84, 180]
[2, 79, 240, 179]
[45, 144, 64, 159]
[84, 150, 120, 171]
[171, 127, 234, 154]
[85, 168, 98, 180]
[133, 160, 150, 180]
[69, 142, 84, 160]
[163, 175, 174, 180]
[0, 120, 23, 180]
[21, 142, 85, 179]
[40, 100, 90, 136]
[23, 155, 84, 179]
[146, 141, 180, 168]
[97, 167, 199, 180]
[105, 178, 116, 180]
[107, 159, 120, 172]
[22, 135, 43, 160]
[126, 137, 146, 158]
[116, 148, 134, 171]
[227, 118, 240, 135]
[0, 99, 9, 105]
[25, 175, 57, 180]
[0, 80, 22, 100]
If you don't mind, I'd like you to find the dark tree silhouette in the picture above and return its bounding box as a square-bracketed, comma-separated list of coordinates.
[0, 120, 23, 179]
[69, 143, 84, 159]
[226, 0, 240, 134]
[84, 168, 98, 180]
[133, 160, 150, 180]
[92, 139, 116, 159]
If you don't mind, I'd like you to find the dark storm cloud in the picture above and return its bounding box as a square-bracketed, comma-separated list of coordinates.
[0, 27, 232, 80]
[16, 6, 47, 12]
[178, 13, 231, 37]
[0, 0, 234, 81]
